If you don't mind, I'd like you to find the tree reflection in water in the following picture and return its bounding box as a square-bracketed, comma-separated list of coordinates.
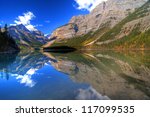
[0, 52, 18, 80]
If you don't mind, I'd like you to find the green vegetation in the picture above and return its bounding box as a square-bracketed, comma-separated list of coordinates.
[15, 35, 42, 49]
[121, 73, 150, 97]
[51, 26, 109, 48]
[51, 32, 94, 48]
[103, 28, 150, 49]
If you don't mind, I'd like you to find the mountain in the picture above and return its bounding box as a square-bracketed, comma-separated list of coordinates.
[94, 0, 150, 49]
[0, 30, 20, 53]
[45, 0, 149, 49]
[31, 30, 49, 43]
[8, 24, 48, 48]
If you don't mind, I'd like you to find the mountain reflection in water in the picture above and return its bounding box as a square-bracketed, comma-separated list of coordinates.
[0, 51, 150, 100]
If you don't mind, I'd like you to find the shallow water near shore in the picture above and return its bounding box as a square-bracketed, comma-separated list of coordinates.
[0, 50, 150, 100]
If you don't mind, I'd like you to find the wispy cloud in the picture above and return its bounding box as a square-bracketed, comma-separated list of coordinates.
[26, 25, 36, 31]
[10, 24, 16, 26]
[14, 68, 38, 88]
[15, 11, 35, 25]
[74, 0, 107, 12]
[14, 11, 36, 31]
[35, 24, 43, 27]
[45, 20, 50, 23]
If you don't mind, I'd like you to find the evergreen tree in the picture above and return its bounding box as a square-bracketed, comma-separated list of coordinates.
[0, 26, 1, 33]
[0, 24, 20, 52]
[4, 24, 8, 32]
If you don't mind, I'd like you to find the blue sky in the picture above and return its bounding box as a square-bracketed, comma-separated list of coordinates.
[0, 0, 106, 34]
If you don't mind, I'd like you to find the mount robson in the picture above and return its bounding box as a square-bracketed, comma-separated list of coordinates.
[44, 0, 150, 50]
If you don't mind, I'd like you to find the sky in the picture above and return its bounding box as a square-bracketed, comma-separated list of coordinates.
[0, 0, 106, 34]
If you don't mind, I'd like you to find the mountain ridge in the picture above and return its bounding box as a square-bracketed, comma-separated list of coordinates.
[48, 0, 148, 40]
[45, 0, 150, 50]
[8, 24, 48, 48]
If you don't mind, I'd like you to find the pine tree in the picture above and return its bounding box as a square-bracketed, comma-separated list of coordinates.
[0, 23, 20, 52]
[4, 24, 8, 32]
[0, 26, 1, 33]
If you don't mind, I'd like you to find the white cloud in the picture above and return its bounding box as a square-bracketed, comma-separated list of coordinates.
[35, 24, 43, 27]
[10, 24, 16, 26]
[74, 0, 107, 12]
[15, 11, 35, 25]
[76, 87, 110, 100]
[44, 34, 49, 37]
[14, 68, 38, 88]
[26, 24, 36, 31]
[14, 11, 36, 31]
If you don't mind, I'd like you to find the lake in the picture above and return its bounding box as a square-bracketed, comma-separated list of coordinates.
[0, 50, 150, 100]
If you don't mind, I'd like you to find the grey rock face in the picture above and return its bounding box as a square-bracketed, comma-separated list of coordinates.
[8, 24, 48, 46]
[31, 30, 49, 44]
[49, 0, 148, 40]
[50, 23, 78, 40]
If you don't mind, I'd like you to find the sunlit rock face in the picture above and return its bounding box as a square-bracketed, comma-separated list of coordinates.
[46, 51, 150, 100]
[117, 13, 150, 39]
[8, 24, 48, 47]
[50, 24, 78, 40]
[49, 0, 148, 40]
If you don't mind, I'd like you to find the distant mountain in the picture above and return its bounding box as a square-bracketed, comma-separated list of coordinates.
[8, 24, 48, 48]
[31, 30, 50, 43]
[45, 0, 150, 50]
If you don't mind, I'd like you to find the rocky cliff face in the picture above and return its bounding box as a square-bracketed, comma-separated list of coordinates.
[31, 30, 49, 44]
[117, 9, 150, 38]
[94, 0, 150, 49]
[49, 0, 148, 41]
[50, 23, 78, 40]
[8, 24, 48, 47]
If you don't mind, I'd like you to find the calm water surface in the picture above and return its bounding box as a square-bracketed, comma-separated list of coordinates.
[0, 51, 150, 100]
